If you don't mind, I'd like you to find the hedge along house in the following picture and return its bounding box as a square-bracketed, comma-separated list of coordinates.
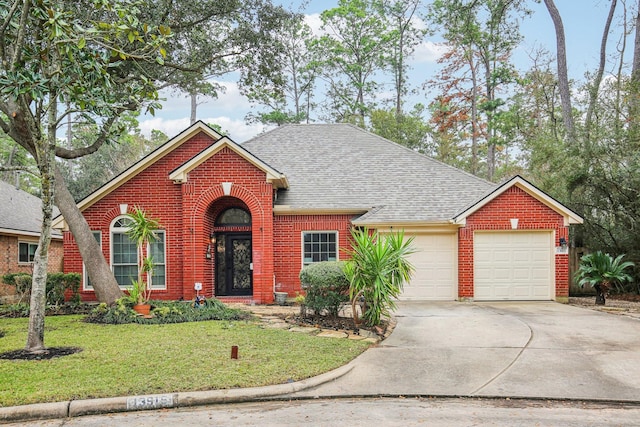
[55, 121, 583, 304]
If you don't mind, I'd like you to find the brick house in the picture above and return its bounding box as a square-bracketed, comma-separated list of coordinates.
[0, 180, 64, 301]
[55, 122, 582, 303]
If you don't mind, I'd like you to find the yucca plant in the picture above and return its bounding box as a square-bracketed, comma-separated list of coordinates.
[125, 206, 160, 305]
[575, 251, 635, 305]
[344, 227, 415, 326]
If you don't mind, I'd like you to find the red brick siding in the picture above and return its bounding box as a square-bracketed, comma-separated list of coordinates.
[458, 186, 569, 299]
[1, 234, 63, 301]
[0, 234, 63, 276]
[273, 214, 354, 296]
[63, 135, 280, 303]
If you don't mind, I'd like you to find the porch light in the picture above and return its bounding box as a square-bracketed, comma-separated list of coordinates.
[559, 237, 567, 248]
[210, 233, 216, 244]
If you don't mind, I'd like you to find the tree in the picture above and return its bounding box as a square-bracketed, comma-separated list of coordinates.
[2, 0, 295, 326]
[428, 0, 528, 180]
[373, 0, 425, 118]
[369, 105, 431, 153]
[60, 114, 166, 201]
[310, 0, 393, 126]
[543, 0, 576, 143]
[243, 12, 317, 126]
[145, 0, 293, 124]
[0, 0, 172, 352]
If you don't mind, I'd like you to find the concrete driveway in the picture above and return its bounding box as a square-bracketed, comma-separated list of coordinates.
[291, 301, 640, 402]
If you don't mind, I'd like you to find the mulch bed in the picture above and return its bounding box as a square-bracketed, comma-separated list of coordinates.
[0, 347, 83, 361]
[282, 313, 389, 336]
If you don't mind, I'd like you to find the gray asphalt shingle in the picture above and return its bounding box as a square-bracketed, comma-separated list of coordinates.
[0, 180, 61, 237]
[242, 124, 495, 223]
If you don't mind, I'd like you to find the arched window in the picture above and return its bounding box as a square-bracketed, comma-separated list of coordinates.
[110, 215, 166, 288]
[215, 208, 251, 226]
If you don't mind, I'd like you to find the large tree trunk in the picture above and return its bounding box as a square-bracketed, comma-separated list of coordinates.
[585, 0, 616, 144]
[26, 155, 54, 353]
[629, 0, 640, 143]
[543, 0, 576, 142]
[190, 93, 197, 125]
[54, 166, 123, 304]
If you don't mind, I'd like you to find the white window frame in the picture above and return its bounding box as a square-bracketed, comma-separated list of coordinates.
[110, 216, 167, 290]
[110, 216, 139, 288]
[18, 241, 38, 264]
[148, 230, 167, 290]
[302, 231, 339, 267]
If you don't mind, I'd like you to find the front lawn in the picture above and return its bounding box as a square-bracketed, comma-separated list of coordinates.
[0, 314, 370, 407]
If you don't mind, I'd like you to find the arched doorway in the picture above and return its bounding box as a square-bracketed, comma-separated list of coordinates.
[213, 206, 252, 296]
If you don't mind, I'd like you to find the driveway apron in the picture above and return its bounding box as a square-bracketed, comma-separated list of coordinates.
[290, 301, 640, 402]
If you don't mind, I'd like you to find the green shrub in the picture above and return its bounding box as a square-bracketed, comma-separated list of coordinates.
[85, 298, 248, 324]
[46, 273, 81, 305]
[299, 261, 350, 317]
[1, 272, 81, 306]
[1, 273, 31, 302]
[0, 303, 30, 317]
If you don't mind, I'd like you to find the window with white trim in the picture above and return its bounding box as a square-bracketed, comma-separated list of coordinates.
[110, 216, 166, 289]
[111, 217, 137, 287]
[149, 230, 166, 288]
[18, 241, 38, 263]
[303, 231, 338, 266]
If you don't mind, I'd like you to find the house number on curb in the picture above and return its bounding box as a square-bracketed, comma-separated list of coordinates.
[126, 394, 175, 410]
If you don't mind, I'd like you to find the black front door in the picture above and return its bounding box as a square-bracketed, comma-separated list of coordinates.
[215, 233, 252, 296]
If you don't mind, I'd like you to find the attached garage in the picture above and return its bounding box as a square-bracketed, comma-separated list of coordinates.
[400, 233, 457, 300]
[474, 231, 553, 301]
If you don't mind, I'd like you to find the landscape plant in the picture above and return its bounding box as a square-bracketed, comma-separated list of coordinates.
[299, 261, 350, 318]
[1, 273, 81, 306]
[124, 207, 161, 305]
[85, 299, 246, 325]
[344, 227, 415, 326]
[574, 251, 635, 305]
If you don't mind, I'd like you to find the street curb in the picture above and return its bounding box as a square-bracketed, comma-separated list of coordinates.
[0, 359, 356, 424]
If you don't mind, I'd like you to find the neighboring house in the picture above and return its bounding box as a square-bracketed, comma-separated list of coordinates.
[55, 122, 583, 304]
[0, 180, 64, 296]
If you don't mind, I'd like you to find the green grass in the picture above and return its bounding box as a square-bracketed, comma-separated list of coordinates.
[0, 315, 370, 407]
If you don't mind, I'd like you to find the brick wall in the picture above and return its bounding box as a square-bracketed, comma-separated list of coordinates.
[273, 214, 354, 296]
[1, 234, 64, 301]
[458, 186, 569, 300]
[0, 234, 63, 276]
[64, 134, 280, 303]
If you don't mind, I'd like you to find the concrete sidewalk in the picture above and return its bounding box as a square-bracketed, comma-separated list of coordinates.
[288, 301, 640, 402]
[3, 301, 640, 423]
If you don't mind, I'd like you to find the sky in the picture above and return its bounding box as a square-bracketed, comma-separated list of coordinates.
[137, 0, 627, 143]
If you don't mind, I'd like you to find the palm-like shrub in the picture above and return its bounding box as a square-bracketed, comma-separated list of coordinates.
[575, 251, 635, 305]
[344, 227, 415, 326]
[125, 206, 160, 305]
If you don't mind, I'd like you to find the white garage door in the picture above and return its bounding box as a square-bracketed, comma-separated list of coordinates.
[400, 233, 457, 300]
[474, 231, 553, 301]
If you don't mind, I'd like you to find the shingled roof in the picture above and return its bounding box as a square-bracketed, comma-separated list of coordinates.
[242, 124, 495, 223]
[0, 180, 62, 238]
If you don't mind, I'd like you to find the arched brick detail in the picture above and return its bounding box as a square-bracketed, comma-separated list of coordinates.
[181, 182, 273, 303]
